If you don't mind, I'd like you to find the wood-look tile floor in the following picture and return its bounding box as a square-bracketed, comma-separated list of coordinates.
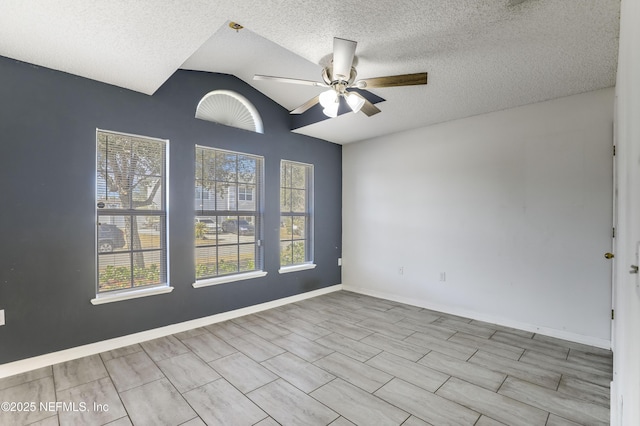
[0, 291, 613, 425]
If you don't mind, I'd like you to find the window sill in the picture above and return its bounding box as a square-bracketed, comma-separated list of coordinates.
[278, 263, 317, 274]
[91, 285, 174, 305]
[193, 270, 268, 288]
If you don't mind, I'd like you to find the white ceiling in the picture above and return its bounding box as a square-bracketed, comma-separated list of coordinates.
[0, 0, 620, 144]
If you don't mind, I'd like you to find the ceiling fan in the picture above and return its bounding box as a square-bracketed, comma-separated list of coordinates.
[253, 37, 428, 118]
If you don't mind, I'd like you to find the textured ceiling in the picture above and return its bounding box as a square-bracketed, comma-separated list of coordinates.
[0, 0, 620, 144]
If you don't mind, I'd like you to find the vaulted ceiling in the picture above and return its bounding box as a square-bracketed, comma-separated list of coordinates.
[0, 0, 620, 144]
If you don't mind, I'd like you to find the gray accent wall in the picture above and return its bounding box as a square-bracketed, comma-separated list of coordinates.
[0, 56, 342, 364]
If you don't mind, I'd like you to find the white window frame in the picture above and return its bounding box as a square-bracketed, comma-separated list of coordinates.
[193, 146, 266, 287]
[279, 160, 315, 273]
[92, 129, 172, 305]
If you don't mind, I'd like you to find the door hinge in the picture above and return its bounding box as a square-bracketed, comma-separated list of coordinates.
[613, 227, 616, 238]
[613, 145, 616, 156]
[611, 309, 615, 320]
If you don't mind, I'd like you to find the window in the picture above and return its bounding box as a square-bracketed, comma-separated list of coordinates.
[195, 146, 263, 283]
[195, 187, 210, 201]
[280, 160, 314, 269]
[95, 130, 168, 295]
[238, 185, 253, 201]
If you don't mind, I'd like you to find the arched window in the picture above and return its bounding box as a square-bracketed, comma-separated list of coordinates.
[195, 90, 264, 134]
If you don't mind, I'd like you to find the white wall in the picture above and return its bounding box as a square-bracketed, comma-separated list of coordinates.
[343, 88, 614, 347]
[611, 1, 640, 424]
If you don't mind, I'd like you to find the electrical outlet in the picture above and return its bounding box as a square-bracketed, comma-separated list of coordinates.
[0, 310, 5, 326]
[398, 267, 404, 275]
[439, 272, 446, 282]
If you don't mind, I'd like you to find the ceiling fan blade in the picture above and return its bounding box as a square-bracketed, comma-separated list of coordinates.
[332, 38, 357, 81]
[353, 93, 381, 117]
[253, 75, 327, 87]
[356, 72, 428, 89]
[290, 95, 320, 115]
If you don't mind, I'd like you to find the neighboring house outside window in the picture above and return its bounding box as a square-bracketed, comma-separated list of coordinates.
[95, 130, 168, 296]
[280, 160, 314, 271]
[195, 187, 210, 201]
[238, 185, 253, 201]
[194, 146, 264, 283]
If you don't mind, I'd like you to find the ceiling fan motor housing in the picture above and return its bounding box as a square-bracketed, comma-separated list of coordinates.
[322, 66, 358, 90]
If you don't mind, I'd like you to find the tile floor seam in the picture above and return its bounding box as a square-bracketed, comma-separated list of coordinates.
[517, 348, 526, 361]
[465, 348, 479, 362]
[100, 357, 133, 425]
[496, 372, 510, 391]
[426, 387, 487, 426]
[556, 373, 563, 391]
[439, 375, 553, 426]
[179, 376, 222, 420]
[0, 374, 54, 394]
[445, 330, 460, 341]
[365, 380, 416, 418]
[269, 373, 325, 398]
[179, 378, 216, 425]
[432, 373, 454, 394]
[290, 377, 344, 423]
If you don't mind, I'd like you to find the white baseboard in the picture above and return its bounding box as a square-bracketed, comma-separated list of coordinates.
[344, 285, 611, 350]
[0, 284, 343, 379]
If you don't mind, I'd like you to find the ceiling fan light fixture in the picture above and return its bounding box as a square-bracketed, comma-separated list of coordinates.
[323, 102, 340, 118]
[319, 89, 338, 108]
[346, 92, 365, 113]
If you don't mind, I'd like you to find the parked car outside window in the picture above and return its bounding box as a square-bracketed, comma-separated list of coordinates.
[195, 217, 222, 233]
[221, 219, 255, 235]
[98, 223, 126, 253]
